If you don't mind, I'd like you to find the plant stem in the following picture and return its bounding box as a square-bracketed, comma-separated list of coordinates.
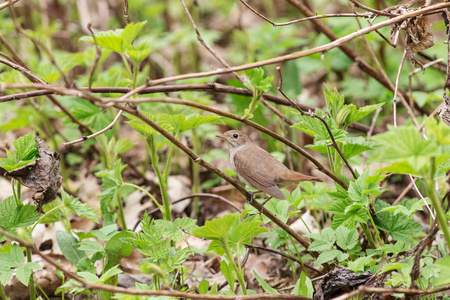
[123, 182, 164, 212]
[222, 238, 247, 295]
[115, 188, 127, 230]
[367, 207, 383, 247]
[26, 247, 36, 300]
[427, 158, 450, 251]
[191, 129, 201, 217]
[149, 137, 171, 221]
[361, 223, 376, 249]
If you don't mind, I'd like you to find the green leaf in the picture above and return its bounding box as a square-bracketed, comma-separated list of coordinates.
[198, 280, 209, 294]
[228, 219, 268, 246]
[192, 214, 239, 241]
[347, 255, 377, 272]
[125, 113, 173, 137]
[372, 124, 444, 175]
[314, 250, 342, 266]
[435, 256, 450, 286]
[155, 218, 197, 243]
[10, 243, 25, 264]
[104, 231, 133, 271]
[126, 42, 151, 63]
[220, 261, 235, 292]
[291, 110, 346, 143]
[342, 102, 385, 127]
[15, 265, 31, 286]
[245, 68, 273, 93]
[292, 272, 314, 297]
[80, 22, 147, 54]
[0, 197, 39, 241]
[62, 189, 99, 223]
[374, 200, 423, 243]
[56, 231, 87, 266]
[335, 226, 359, 250]
[253, 270, 279, 294]
[323, 86, 344, 120]
[13, 131, 39, 161]
[99, 265, 122, 282]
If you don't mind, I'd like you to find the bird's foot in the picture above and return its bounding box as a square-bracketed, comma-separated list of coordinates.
[259, 196, 273, 216]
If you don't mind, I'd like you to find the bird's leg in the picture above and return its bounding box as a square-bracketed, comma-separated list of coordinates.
[259, 196, 273, 215]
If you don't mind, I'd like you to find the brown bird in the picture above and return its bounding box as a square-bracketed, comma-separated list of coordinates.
[217, 130, 322, 200]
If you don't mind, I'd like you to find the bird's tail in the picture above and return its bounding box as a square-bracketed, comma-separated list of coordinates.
[278, 170, 323, 184]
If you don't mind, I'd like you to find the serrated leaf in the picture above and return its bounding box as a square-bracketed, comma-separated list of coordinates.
[61, 189, 99, 223]
[335, 226, 359, 250]
[229, 219, 268, 246]
[15, 265, 31, 286]
[291, 110, 346, 143]
[13, 131, 39, 161]
[374, 200, 422, 243]
[192, 214, 238, 241]
[10, 244, 24, 264]
[323, 86, 344, 120]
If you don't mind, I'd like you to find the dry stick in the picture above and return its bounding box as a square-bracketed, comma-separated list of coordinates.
[276, 67, 357, 179]
[348, 0, 398, 17]
[0, 0, 19, 10]
[87, 23, 101, 90]
[0, 85, 375, 133]
[244, 244, 324, 275]
[133, 193, 243, 231]
[123, 0, 130, 24]
[122, 3, 450, 89]
[0, 228, 313, 300]
[393, 50, 408, 128]
[392, 178, 416, 205]
[286, 0, 426, 125]
[238, 0, 371, 26]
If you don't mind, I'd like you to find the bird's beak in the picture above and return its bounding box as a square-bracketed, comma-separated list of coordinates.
[216, 134, 227, 140]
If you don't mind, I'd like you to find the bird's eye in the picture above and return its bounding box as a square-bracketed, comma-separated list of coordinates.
[233, 133, 239, 139]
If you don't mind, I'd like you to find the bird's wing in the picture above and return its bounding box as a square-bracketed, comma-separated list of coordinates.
[233, 148, 285, 199]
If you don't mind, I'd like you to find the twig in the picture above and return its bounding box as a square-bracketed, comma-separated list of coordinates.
[239, 0, 371, 26]
[0, 0, 19, 10]
[393, 50, 408, 127]
[392, 177, 416, 205]
[63, 110, 123, 147]
[87, 23, 101, 89]
[276, 67, 357, 179]
[123, 0, 130, 24]
[244, 244, 324, 275]
[348, 0, 397, 17]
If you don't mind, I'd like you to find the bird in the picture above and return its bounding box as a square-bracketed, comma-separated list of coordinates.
[216, 130, 322, 201]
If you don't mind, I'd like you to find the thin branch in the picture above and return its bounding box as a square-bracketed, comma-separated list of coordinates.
[393, 50, 408, 127]
[87, 23, 101, 89]
[245, 244, 324, 275]
[239, 0, 371, 26]
[348, 0, 397, 17]
[0, 0, 19, 10]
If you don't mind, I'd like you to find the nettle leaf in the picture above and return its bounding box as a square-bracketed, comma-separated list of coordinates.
[335, 226, 359, 250]
[314, 249, 344, 266]
[228, 218, 269, 246]
[158, 114, 222, 133]
[0, 197, 39, 241]
[338, 103, 384, 128]
[13, 131, 39, 161]
[371, 125, 444, 175]
[246, 67, 273, 93]
[192, 214, 239, 241]
[124, 113, 173, 137]
[425, 118, 450, 145]
[347, 255, 377, 272]
[291, 110, 346, 143]
[307, 136, 376, 159]
[330, 198, 368, 229]
[374, 200, 422, 243]
[306, 227, 336, 251]
[435, 256, 450, 286]
[62, 189, 99, 223]
[80, 22, 147, 54]
[155, 218, 198, 243]
[323, 86, 344, 120]
[126, 42, 151, 63]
